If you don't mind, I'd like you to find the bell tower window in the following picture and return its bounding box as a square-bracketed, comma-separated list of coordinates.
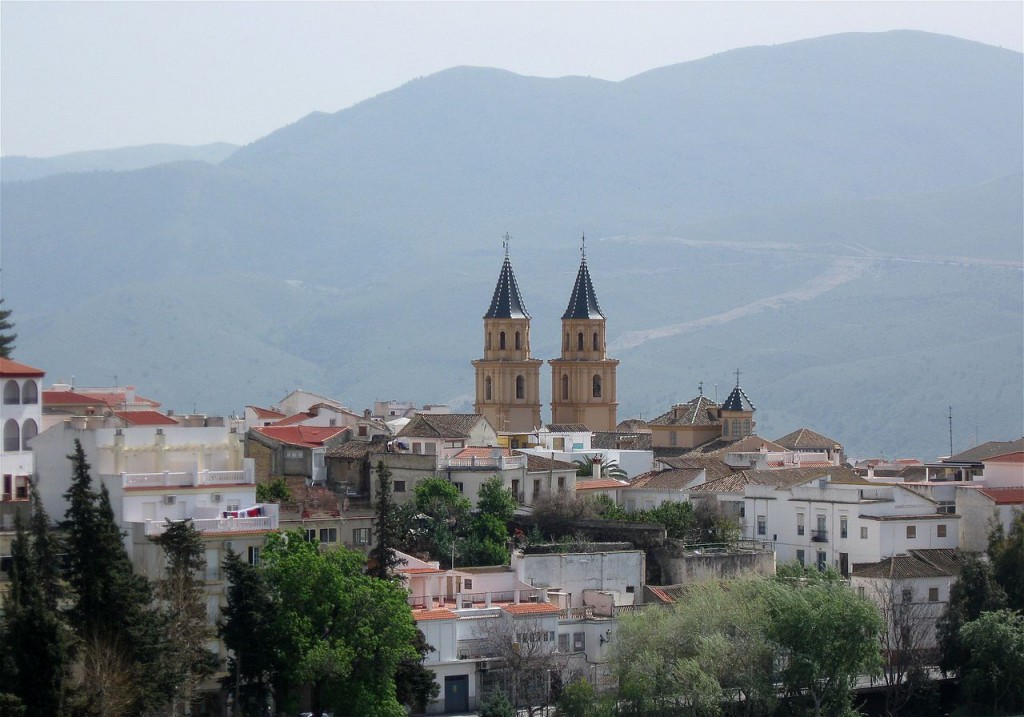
[485, 377, 492, 401]
[592, 375, 602, 398]
[577, 332, 584, 351]
[561, 374, 569, 400]
[499, 331, 506, 349]
[515, 375, 525, 399]
[593, 332, 599, 350]
[515, 331, 521, 350]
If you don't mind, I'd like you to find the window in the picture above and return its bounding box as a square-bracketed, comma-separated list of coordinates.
[425, 443, 437, 455]
[464, 579, 473, 590]
[592, 375, 601, 398]
[928, 587, 939, 602]
[670, 431, 678, 447]
[840, 516, 848, 539]
[577, 333, 584, 351]
[499, 331, 506, 349]
[743, 419, 751, 435]
[564, 333, 569, 351]
[723, 421, 730, 437]
[533, 479, 540, 496]
[857, 586, 865, 598]
[412, 442, 422, 454]
[797, 513, 805, 536]
[561, 374, 569, 400]
[558, 634, 569, 653]
[757, 515, 766, 536]
[796, 549, 805, 566]
[285, 448, 303, 461]
[937, 524, 947, 538]
[816, 551, 827, 571]
[4, 419, 20, 452]
[305, 529, 317, 542]
[572, 632, 585, 652]
[906, 525, 917, 539]
[516, 375, 525, 400]
[320, 528, 337, 543]
[592, 332, 599, 350]
[515, 331, 521, 350]
[248, 546, 261, 566]
[358, 424, 367, 436]
[453, 481, 464, 493]
[3, 380, 19, 405]
[902, 588, 912, 603]
[485, 376, 492, 400]
[391, 480, 406, 493]
[557, 475, 565, 491]
[353, 528, 370, 545]
[860, 526, 868, 539]
[626, 585, 635, 593]
[20, 419, 37, 451]
[487, 332, 492, 350]
[21, 381, 37, 405]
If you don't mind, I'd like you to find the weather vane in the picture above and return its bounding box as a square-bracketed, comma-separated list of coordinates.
[503, 232, 511, 256]
[580, 233, 586, 260]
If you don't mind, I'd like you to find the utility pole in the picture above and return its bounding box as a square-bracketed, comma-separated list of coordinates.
[948, 406, 954, 458]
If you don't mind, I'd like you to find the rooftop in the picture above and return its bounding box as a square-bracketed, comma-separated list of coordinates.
[0, 358, 45, 377]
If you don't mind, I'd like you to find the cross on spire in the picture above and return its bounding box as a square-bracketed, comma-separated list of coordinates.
[698, 381, 704, 396]
[503, 232, 511, 257]
[580, 233, 586, 261]
[734, 368, 742, 387]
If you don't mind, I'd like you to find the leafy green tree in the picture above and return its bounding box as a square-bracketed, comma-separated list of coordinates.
[369, 460, 404, 580]
[554, 679, 614, 717]
[0, 299, 15, 359]
[219, 548, 284, 715]
[479, 691, 515, 717]
[477, 475, 516, 522]
[403, 477, 471, 564]
[255, 477, 291, 503]
[765, 577, 883, 717]
[531, 491, 598, 540]
[988, 511, 1024, 611]
[153, 520, 217, 715]
[591, 493, 628, 520]
[938, 552, 1008, 675]
[394, 628, 440, 714]
[0, 504, 71, 715]
[958, 609, 1024, 714]
[259, 532, 417, 716]
[61, 440, 168, 715]
[462, 512, 511, 566]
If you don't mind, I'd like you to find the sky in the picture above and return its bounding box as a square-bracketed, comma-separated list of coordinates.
[2, 1, 1022, 158]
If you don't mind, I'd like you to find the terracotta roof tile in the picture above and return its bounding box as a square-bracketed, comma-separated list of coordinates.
[249, 406, 286, 419]
[113, 410, 178, 426]
[525, 454, 576, 472]
[326, 440, 381, 459]
[629, 468, 704, 491]
[455, 446, 514, 459]
[648, 395, 721, 427]
[852, 549, 963, 579]
[775, 428, 842, 450]
[251, 425, 349, 448]
[501, 602, 560, 616]
[0, 358, 45, 376]
[413, 608, 458, 622]
[43, 390, 108, 406]
[976, 486, 1024, 505]
[397, 414, 486, 439]
[576, 478, 629, 491]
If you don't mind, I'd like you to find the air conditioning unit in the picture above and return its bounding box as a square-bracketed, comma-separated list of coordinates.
[211, 493, 223, 503]
[163, 495, 177, 505]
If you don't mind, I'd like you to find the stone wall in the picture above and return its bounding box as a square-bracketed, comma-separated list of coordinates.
[652, 541, 775, 585]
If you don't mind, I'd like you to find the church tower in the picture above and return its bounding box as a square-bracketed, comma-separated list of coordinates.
[719, 370, 756, 441]
[548, 239, 619, 431]
[472, 238, 542, 433]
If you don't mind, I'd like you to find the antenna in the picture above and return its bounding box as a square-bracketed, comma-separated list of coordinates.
[948, 406, 954, 457]
[714, 383, 718, 402]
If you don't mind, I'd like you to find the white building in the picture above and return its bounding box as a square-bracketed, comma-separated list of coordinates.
[1, 358, 43, 515]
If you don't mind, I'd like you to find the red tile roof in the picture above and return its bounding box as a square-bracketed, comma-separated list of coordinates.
[576, 478, 629, 491]
[501, 602, 560, 616]
[646, 586, 676, 604]
[80, 390, 160, 409]
[113, 410, 178, 426]
[249, 405, 286, 419]
[43, 390, 108, 406]
[0, 358, 45, 377]
[401, 567, 445, 575]
[977, 486, 1024, 505]
[413, 608, 458, 622]
[984, 452, 1024, 464]
[251, 425, 349, 448]
[274, 411, 318, 426]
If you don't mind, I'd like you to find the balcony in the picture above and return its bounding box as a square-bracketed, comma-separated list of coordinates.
[811, 530, 828, 543]
[143, 504, 278, 536]
[442, 455, 526, 471]
[122, 468, 253, 489]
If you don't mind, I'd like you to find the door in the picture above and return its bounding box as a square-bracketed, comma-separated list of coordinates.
[839, 552, 849, 578]
[444, 675, 469, 713]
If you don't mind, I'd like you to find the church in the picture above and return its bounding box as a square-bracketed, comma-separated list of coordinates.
[472, 238, 619, 433]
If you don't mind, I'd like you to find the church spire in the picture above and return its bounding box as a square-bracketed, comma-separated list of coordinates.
[562, 234, 605, 320]
[484, 233, 530, 319]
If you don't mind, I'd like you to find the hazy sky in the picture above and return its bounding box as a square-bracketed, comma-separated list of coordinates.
[2, 1, 1021, 158]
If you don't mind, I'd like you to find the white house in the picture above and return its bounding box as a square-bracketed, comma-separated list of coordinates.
[1, 358, 44, 515]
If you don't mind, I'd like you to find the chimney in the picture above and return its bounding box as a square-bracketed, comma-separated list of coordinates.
[592, 456, 603, 480]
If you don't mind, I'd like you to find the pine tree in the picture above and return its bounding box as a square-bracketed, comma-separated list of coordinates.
[0, 299, 15, 359]
[368, 460, 403, 580]
[154, 520, 217, 716]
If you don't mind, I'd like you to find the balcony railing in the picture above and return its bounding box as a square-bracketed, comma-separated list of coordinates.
[144, 514, 277, 537]
[559, 606, 594, 620]
[123, 469, 252, 488]
[442, 455, 526, 471]
[811, 530, 828, 543]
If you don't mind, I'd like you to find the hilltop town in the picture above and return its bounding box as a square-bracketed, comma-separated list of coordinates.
[1, 248, 1021, 716]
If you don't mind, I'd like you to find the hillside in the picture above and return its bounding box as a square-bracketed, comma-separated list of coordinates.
[1, 31, 1021, 459]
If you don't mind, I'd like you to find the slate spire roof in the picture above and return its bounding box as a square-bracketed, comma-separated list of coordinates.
[562, 237, 605, 320]
[722, 384, 755, 412]
[484, 242, 531, 320]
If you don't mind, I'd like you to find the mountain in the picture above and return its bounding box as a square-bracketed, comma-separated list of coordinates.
[1, 31, 1021, 460]
[0, 142, 239, 183]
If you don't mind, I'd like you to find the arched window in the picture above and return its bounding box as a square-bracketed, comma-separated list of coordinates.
[577, 332, 584, 351]
[22, 380, 38, 404]
[515, 331, 521, 350]
[592, 375, 602, 398]
[4, 419, 20, 452]
[484, 377, 492, 401]
[21, 419, 37, 450]
[561, 374, 569, 400]
[3, 380, 19, 405]
[732, 419, 741, 436]
[515, 375, 525, 400]
[593, 332, 599, 351]
[486, 332, 492, 350]
[499, 331, 506, 349]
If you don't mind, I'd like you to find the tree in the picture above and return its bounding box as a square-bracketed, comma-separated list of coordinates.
[255, 477, 291, 503]
[765, 576, 883, 717]
[61, 440, 168, 715]
[153, 520, 217, 715]
[531, 491, 598, 540]
[257, 532, 417, 716]
[937, 552, 1007, 675]
[219, 548, 284, 715]
[477, 475, 516, 522]
[0, 499, 70, 715]
[399, 477, 471, 565]
[473, 616, 568, 716]
[988, 511, 1024, 611]
[572, 456, 626, 479]
[0, 299, 15, 359]
[958, 609, 1024, 714]
[394, 628, 440, 714]
[368, 460, 404, 580]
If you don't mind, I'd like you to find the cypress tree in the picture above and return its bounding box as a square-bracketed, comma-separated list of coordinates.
[0, 299, 15, 359]
[368, 460, 403, 580]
